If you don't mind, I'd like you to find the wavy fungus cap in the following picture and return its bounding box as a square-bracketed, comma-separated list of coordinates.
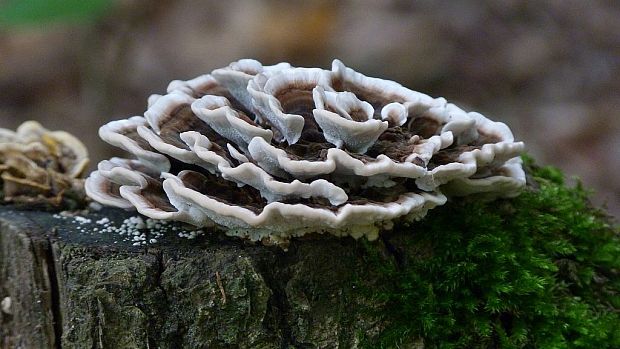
[86, 59, 525, 244]
[0, 121, 89, 208]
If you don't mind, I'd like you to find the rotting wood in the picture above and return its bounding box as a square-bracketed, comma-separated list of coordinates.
[0, 205, 392, 348]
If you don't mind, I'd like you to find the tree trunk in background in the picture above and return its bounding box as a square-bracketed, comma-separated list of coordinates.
[0, 206, 420, 349]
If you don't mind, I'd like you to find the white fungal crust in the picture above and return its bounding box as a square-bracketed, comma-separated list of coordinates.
[98, 116, 170, 172]
[162, 171, 447, 241]
[312, 86, 388, 153]
[212, 59, 292, 112]
[87, 59, 526, 245]
[191, 94, 273, 151]
[247, 67, 334, 144]
[166, 74, 220, 97]
[246, 136, 428, 179]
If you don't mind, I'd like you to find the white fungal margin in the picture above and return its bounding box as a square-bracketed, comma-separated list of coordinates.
[86, 58, 526, 245]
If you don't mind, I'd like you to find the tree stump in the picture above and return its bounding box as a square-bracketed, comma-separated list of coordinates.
[0, 205, 398, 349]
[1, 164, 618, 348]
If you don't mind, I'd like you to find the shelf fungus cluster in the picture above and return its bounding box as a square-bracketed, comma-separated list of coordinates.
[0, 121, 89, 208]
[86, 59, 525, 244]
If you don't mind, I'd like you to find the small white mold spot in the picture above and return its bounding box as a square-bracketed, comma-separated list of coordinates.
[1, 297, 12, 315]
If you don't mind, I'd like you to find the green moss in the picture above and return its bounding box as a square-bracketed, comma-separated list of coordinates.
[361, 156, 620, 348]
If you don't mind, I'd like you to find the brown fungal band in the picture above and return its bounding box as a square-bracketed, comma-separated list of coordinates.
[0, 121, 89, 208]
[86, 59, 525, 244]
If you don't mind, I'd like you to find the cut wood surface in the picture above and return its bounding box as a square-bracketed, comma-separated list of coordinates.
[0, 205, 402, 349]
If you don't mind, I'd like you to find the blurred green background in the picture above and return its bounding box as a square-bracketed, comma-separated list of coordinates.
[0, 0, 618, 217]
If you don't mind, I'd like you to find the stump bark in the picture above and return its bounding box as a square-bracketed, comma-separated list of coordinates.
[0, 206, 404, 349]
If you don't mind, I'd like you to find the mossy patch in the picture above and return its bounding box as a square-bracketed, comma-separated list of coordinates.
[360, 156, 620, 348]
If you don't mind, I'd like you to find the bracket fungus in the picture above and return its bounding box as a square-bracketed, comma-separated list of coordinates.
[86, 59, 525, 244]
[0, 121, 89, 208]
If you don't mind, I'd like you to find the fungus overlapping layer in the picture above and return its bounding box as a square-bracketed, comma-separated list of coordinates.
[0, 121, 89, 208]
[86, 59, 525, 243]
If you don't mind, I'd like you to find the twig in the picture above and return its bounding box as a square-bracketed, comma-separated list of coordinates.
[216, 271, 226, 305]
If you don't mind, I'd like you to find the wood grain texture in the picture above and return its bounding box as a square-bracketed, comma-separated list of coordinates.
[0, 206, 394, 348]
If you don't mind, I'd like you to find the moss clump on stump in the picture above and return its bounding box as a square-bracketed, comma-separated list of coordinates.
[361, 157, 620, 348]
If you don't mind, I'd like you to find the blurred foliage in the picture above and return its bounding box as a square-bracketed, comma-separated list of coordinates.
[0, 0, 112, 26]
[359, 156, 620, 348]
